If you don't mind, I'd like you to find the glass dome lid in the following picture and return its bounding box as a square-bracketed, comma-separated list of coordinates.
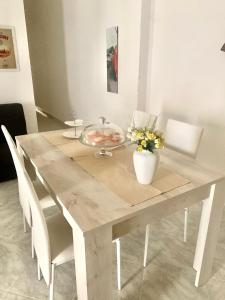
[79, 117, 126, 157]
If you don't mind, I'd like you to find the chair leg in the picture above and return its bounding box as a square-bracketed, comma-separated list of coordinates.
[31, 227, 35, 259]
[23, 213, 27, 233]
[143, 224, 150, 267]
[184, 208, 189, 243]
[115, 239, 121, 290]
[49, 264, 55, 300]
[37, 260, 42, 280]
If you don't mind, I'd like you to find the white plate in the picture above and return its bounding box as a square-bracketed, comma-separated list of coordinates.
[64, 119, 83, 127]
[62, 131, 81, 139]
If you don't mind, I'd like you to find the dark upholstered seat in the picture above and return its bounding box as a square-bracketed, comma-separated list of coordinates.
[0, 103, 27, 182]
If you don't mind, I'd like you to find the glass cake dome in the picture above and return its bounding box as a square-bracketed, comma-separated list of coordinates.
[79, 117, 126, 157]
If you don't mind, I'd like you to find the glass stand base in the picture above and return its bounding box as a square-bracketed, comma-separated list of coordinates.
[95, 149, 112, 158]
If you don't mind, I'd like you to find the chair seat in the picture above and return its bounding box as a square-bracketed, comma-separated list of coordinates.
[33, 179, 56, 209]
[47, 213, 74, 266]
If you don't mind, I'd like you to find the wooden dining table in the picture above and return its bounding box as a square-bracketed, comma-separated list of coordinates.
[16, 129, 225, 300]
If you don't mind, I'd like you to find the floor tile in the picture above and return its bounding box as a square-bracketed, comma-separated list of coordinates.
[9, 261, 75, 300]
[0, 290, 7, 300]
[0, 239, 25, 292]
[1, 291, 38, 300]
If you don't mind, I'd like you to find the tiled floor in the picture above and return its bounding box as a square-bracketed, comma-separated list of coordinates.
[1, 179, 225, 300]
[1, 114, 225, 299]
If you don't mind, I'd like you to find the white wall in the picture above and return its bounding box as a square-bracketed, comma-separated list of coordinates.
[24, 0, 142, 128]
[0, 0, 37, 133]
[145, 0, 225, 170]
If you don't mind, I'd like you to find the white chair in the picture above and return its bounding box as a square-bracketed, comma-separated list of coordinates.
[131, 110, 157, 130]
[165, 119, 204, 242]
[1, 125, 56, 257]
[143, 119, 204, 267]
[13, 149, 74, 300]
[118, 110, 157, 288]
[165, 119, 204, 158]
[1, 125, 122, 291]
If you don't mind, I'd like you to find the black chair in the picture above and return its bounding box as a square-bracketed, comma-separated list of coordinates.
[0, 103, 27, 182]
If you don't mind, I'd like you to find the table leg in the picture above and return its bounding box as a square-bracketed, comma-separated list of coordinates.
[73, 225, 113, 300]
[193, 180, 225, 287]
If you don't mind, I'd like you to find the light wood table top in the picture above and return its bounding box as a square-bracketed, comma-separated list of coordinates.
[16, 129, 224, 235]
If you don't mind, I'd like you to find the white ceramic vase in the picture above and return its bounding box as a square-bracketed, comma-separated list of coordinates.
[133, 150, 159, 185]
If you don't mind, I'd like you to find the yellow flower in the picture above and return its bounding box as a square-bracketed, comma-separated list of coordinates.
[127, 126, 164, 152]
[137, 145, 143, 152]
[141, 140, 147, 147]
[135, 131, 144, 140]
[146, 132, 156, 140]
[155, 138, 164, 149]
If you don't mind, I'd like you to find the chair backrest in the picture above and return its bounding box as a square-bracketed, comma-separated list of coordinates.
[165, 119, 204, 158]
[131, 110, 157, 129]
[1, 125, 32, 226]
[23, 169, 51, 286]
[1, 125, 51, 285]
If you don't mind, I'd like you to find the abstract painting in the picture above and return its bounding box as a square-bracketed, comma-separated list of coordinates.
[106, 26, 118, 93]
[0, 27, 18, 70]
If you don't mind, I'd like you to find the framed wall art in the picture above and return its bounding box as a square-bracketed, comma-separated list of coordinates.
[106, 26, 118, 93]
[0, 26, 19, 71]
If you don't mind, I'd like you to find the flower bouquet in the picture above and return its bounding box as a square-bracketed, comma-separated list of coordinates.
[127, 127, 165, 184]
